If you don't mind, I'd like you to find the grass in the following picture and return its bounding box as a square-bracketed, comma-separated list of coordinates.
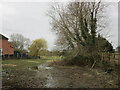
[2, 56, 61, 78]
[2, 56, 61, 89]
[2, 59, 46, 70]
[2, 56, 61, 70]
[2, 56, 62, 74]
[2, 58, 49, 83]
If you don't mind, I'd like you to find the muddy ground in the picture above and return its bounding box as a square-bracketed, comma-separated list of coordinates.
[2, 63, 119, 89]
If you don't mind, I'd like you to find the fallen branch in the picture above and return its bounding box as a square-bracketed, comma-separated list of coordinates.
[91, 60, 97, 69]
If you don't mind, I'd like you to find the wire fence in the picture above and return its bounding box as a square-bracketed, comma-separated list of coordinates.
[101, 52, 120, 65]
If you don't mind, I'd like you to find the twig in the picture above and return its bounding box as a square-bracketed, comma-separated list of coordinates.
[91, 60, 97, 69]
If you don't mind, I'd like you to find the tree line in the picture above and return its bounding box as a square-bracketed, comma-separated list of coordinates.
[9, 33, 48, 58]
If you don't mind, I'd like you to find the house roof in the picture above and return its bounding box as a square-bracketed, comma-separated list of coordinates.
[0, 34, 8, 40]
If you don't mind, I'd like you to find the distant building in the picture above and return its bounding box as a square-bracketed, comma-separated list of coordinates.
[0, 34, 14, 56]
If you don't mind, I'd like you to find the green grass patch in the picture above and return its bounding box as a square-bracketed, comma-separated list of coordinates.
[2, 56, 61, 71]
[40, 56, 62, 60]
[2, 56, 61, 89]
[2, 59, 46, 70]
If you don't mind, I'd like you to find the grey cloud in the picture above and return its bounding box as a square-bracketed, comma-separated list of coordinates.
[1, 2, 118, 50]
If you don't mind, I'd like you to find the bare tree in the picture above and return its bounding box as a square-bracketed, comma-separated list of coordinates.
[48, 1, 114, 66]
[49, 1, 103, 49]
[10, 33, 30, 52]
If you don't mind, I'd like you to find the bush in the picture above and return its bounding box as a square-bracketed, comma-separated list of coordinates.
[67, 55, 90, 66]
[64, 53, 101, 67]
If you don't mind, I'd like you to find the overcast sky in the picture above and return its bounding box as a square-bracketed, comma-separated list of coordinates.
[0, 1, 118, 50]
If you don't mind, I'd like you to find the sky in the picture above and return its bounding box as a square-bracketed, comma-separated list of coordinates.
[102, 2, 118, 49]
[0, 0, 118, 50]
[1, 2, 57, 50]
[118, 2, 120, 45]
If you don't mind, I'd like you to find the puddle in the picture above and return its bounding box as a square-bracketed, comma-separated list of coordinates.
[23, 64, 118, 88]
[36, 64, 57, 88]
[38, 64, 53, 70]
[36, 64, 77, 88]
[45, 72, 56, 88]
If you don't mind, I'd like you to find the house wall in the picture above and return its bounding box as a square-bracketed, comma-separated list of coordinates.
[0, 39, 14, 55]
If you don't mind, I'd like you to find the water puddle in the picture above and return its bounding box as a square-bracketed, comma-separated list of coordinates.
[38, 64, 53, 70]
[44, 72, 57, 88]
[34, 63, 117, 88]
[36, 63, 57, 88]
[36, 63, 74, 88]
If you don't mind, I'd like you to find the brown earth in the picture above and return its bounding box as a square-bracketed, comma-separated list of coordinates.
[2, 63, 119, 89]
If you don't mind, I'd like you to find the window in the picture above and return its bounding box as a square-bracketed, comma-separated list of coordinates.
[0, 48, 2, 56]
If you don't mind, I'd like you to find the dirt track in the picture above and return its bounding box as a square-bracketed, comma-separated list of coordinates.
[3, 63, 119, 88]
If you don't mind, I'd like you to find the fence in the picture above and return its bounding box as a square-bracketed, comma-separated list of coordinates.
[101, 52, 120, 65]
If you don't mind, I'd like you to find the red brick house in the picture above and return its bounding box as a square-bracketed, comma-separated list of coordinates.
[0, 34, 14, 56]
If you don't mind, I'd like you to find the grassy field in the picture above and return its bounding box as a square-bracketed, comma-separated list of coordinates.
[2, 56, 61, 74]
[3, 59, 46, 70]
[2, 56, 61, 89]
[2, 56, 61, 69]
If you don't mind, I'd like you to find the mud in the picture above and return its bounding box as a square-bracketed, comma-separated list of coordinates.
[2, 63, 119, 88]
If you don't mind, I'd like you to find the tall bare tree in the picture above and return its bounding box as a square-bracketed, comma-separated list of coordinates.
[10, 33, 30, 52]
[49, 1, 104, 48]
[48, 1, 112, 64]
